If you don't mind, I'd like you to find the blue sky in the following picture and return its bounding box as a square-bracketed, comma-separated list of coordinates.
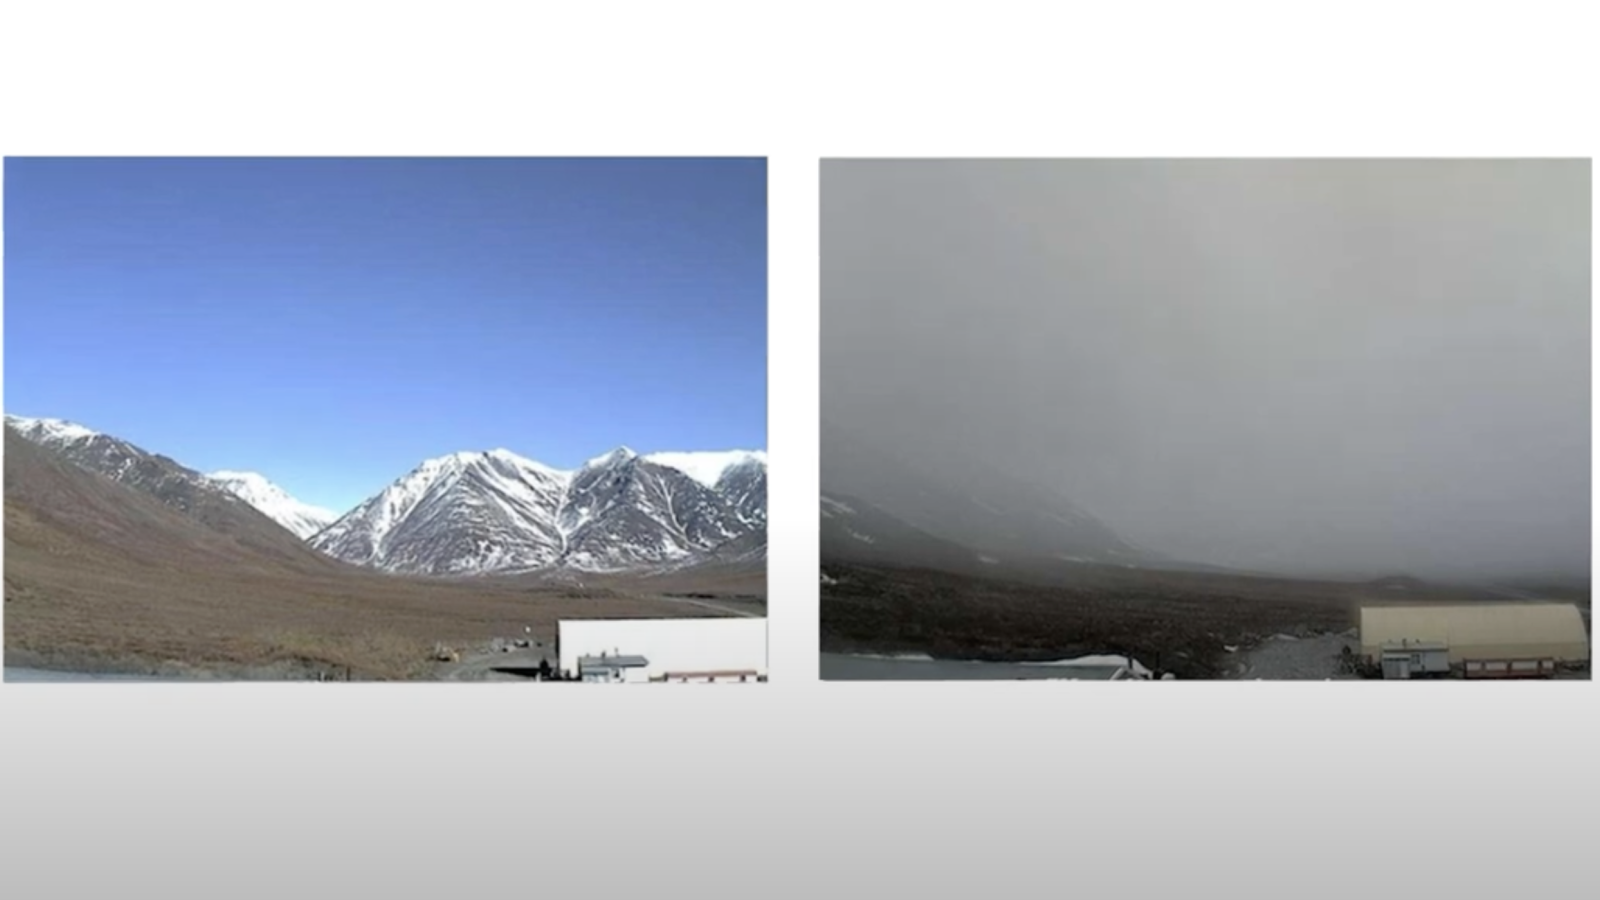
[3, 157, 767, 513]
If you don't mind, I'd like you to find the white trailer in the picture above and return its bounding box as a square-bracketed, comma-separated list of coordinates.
[1378, 640, 1451, 679]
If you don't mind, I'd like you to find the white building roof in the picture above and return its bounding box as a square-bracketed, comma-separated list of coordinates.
[1359, 603, 1589, 659]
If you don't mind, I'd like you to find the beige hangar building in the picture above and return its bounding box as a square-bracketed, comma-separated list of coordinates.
[1358, 602, 1590, 679]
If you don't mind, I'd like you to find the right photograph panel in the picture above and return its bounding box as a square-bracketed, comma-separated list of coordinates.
[819, 158, 1592, 682]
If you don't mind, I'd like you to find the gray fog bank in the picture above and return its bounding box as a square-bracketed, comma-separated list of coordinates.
[821, 159, 1590, 581]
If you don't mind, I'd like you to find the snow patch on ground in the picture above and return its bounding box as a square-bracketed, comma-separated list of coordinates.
[1021, 654, 1154, 677]
[852, 652, 938, 662]
[820, 495, 856, 517]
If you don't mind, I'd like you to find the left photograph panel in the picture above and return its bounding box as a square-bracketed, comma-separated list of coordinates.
[2, 157, 769, 683]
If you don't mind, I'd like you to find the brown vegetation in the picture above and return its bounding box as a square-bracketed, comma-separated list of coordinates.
[819, 560, 1510, 679]
[3, 433, 756, 680]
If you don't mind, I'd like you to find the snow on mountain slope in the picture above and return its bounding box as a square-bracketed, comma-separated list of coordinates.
[5, 413, 228, 511]
[713, 455, 767, 529]
[3, 414, 321, 552]
[644, 450, 766, 528]
[205, 470, 339, 539]
[559, 451, 750, 572]
[310, 449, 571, 575]
[6, 413, 767, 577]
[645, 450, 767, 488]
[4, 415, 100, 446]
[311, 446, 763, 576]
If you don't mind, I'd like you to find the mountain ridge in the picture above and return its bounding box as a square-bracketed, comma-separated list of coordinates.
[313, 446, 765, 576]
[3, 426, 342, 576]
[820, 425, 1140, 568]
[6, 414, 766, 579]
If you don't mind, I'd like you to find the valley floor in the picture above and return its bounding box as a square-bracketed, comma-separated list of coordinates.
[819, 561, 1589, 680]
[820, 561, 1354, 679]
[3, 646, 341, 681]
[3, 422, 768, 683]
[4, 560, 765, 682]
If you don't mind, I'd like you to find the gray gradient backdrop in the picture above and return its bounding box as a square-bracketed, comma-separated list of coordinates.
[3, 7, 1599, 899]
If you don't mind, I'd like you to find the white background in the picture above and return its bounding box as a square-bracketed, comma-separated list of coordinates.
[1, 1, 1595, 897]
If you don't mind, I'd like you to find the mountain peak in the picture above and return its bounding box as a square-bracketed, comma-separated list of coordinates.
[205, 470, 339, 540]
[209, 469, 271, 488]
[585, 446, 638, 469]
[485, 448, 574, 483]
[411, 450, 487, 475]
[410, 448, 571, 482]
[5, 414, 102, 444]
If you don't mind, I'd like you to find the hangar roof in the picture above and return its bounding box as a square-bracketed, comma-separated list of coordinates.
[1360, 602, 1588, 651]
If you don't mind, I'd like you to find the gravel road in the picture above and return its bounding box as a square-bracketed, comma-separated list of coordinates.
[1224, 630, 1360, 680]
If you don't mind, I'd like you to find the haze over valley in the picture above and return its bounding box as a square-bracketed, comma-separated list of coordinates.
[820, 158, 1590, 679]
[822, 158, 1589, 585]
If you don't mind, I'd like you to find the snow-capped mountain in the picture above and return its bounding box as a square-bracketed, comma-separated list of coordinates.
[310, 449, 570, 574]
[206, 471, 339, 539]
[4, 416, 99, 447]
[312, 446, 766, 576]
[3, 414, 314, 543]
[7, 415, 245, 517]
[642, 450, 766, 528]
[6, 413, 767, 578]
[7, 415, 155, 484]
[711, 455, 768, 529]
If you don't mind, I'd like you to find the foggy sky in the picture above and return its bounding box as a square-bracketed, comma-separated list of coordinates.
[821, 159, 1591, 581]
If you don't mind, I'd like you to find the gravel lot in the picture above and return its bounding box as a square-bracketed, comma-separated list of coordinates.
[1224, 629, 1360, 680]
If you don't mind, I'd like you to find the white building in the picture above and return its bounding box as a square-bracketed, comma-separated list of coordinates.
[558, 617, 768, 683]
[1359, 602, 1590, 676]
